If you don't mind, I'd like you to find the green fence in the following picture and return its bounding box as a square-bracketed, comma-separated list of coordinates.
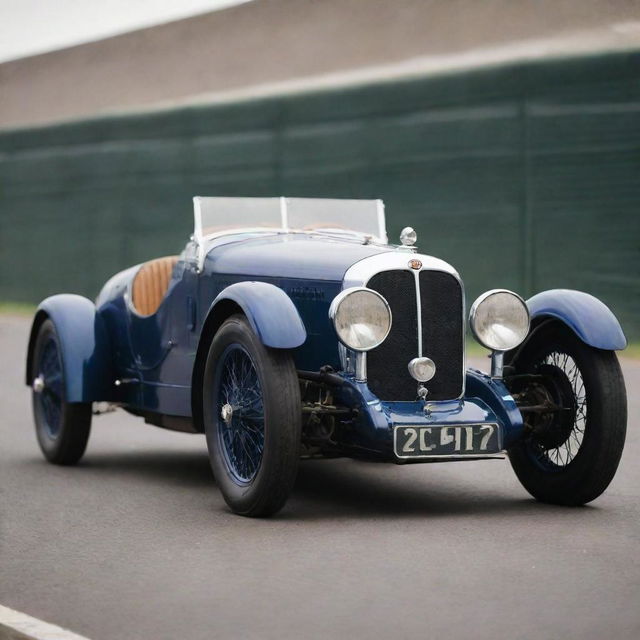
[1, 51, 639, 338]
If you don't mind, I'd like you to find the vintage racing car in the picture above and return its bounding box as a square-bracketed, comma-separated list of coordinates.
[26, 197, 628, 516]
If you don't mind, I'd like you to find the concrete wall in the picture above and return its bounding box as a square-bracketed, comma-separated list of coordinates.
[1, 0, 639, 128]
[1, 51, 638, 339]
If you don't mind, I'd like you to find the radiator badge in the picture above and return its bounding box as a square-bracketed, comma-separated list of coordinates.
[409, 259, 422, 270]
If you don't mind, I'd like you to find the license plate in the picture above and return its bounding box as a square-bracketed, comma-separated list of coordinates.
[394, 423, 501, 459]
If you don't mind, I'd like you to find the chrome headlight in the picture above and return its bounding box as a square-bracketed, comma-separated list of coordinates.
[469, 289, 530, 351]
[329, 287, 392, 352]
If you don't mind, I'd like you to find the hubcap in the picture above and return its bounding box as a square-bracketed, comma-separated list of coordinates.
[221, 403, 234, 423]
[32, 375, 45, 393]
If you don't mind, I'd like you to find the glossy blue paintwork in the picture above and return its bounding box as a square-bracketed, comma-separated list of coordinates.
[527, 289, 627, 350]
[330, 374, 513, 459]
[203, 232, 388, 281]
[209, 281, 306, 348]
[96, 260, 195, 416]
[29, 230, 585, 462]
[26, 294, 114, 403]
[465, 368, 524, 447]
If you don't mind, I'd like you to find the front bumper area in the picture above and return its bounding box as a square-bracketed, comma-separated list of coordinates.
[331, 368, 524, 461]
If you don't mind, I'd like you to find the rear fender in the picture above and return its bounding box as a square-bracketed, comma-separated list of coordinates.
[526, 289, 627, 350]
[26, 294, 114, 402]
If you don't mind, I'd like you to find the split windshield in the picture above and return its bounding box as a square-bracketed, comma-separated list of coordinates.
[193, 197, 387, 243]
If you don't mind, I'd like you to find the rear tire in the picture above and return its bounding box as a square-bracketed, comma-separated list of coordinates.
[31, 319, 92, 465]
[202, 315, 301, 517]
[506, 324, 626, 505]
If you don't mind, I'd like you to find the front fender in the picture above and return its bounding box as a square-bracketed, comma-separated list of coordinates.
[527, 289, 627, 350]
[465, 368, 524, 447]
[26, 294, 114, 402]
[210, 281, 306, 348]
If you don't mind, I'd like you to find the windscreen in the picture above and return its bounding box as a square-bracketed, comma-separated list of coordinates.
[285, 198, 386, 241]
[194, 197, 282, 238]
[193, 196, 386, 242]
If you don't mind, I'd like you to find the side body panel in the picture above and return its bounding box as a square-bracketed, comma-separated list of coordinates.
[96, 259, 196, 415]
[92, 235, 368, 417]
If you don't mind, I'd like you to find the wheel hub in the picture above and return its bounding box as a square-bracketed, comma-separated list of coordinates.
[32, 375, 45, 393]
[221, 403, 234, 424]
[529, 364, 577, 449]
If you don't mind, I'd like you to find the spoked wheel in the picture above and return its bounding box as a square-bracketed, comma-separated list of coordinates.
[216, 345, 266, 484]
[506, 324, 626, 505]
[32, 319, 92, 464]
[202, 315, 301, 517]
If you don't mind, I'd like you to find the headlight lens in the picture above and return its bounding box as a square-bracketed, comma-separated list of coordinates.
[329, 288, 392, 351]
[470, 289, 530, 351]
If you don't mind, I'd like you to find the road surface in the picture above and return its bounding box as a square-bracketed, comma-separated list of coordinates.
[1, 314, 638, 640]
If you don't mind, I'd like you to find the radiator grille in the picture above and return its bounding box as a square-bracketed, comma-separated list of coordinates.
[366, 269, 464, 401]
[367, 271, 417, 401]
[419, 270, 464, 400]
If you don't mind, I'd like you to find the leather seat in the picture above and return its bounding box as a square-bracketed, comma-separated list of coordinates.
[131, 256, 179, 316]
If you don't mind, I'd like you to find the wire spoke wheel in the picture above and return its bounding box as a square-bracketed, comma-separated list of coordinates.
[31, 318, 92, 465]
[528, 351, 586, 471]
[506, 323, 626, 505]
[216, 345, 266, 484]
[203, 314, 301, 517]
[37, 337, 64, 437]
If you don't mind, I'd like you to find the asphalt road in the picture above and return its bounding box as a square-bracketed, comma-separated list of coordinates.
[1, 314, 639, 640]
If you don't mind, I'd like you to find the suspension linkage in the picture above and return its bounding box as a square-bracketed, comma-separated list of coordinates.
[517, 403, 569, 414]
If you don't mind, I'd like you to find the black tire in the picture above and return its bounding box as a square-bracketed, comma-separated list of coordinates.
[31, 319, 92, 465]
[506, 323, 626, 505]
[202, 314, 301, 517]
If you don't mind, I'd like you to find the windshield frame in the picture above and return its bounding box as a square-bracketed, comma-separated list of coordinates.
[191, 196, 388, 272]
[193, 196, 387, 242]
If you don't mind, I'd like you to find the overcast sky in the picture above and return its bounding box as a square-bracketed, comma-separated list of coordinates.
[0, 0, 252, 63]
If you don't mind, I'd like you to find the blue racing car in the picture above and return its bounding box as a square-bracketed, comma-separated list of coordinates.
[26, 197, 628, 516]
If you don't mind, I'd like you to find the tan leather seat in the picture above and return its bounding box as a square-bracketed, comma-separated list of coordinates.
[131, 256, 179, 316]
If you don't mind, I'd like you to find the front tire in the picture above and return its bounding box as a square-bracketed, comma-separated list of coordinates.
[506, 324, 626, 505]
[31, 319, 92, 465]
[202, 315, 301, 517]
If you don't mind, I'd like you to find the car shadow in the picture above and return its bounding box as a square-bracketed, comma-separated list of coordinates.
[287, 459, 592, 521]
[21, 448, 598, 521]
[79, 449, 214, 489]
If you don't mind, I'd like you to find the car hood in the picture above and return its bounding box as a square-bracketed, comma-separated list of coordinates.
[203, 233, 393, 282]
